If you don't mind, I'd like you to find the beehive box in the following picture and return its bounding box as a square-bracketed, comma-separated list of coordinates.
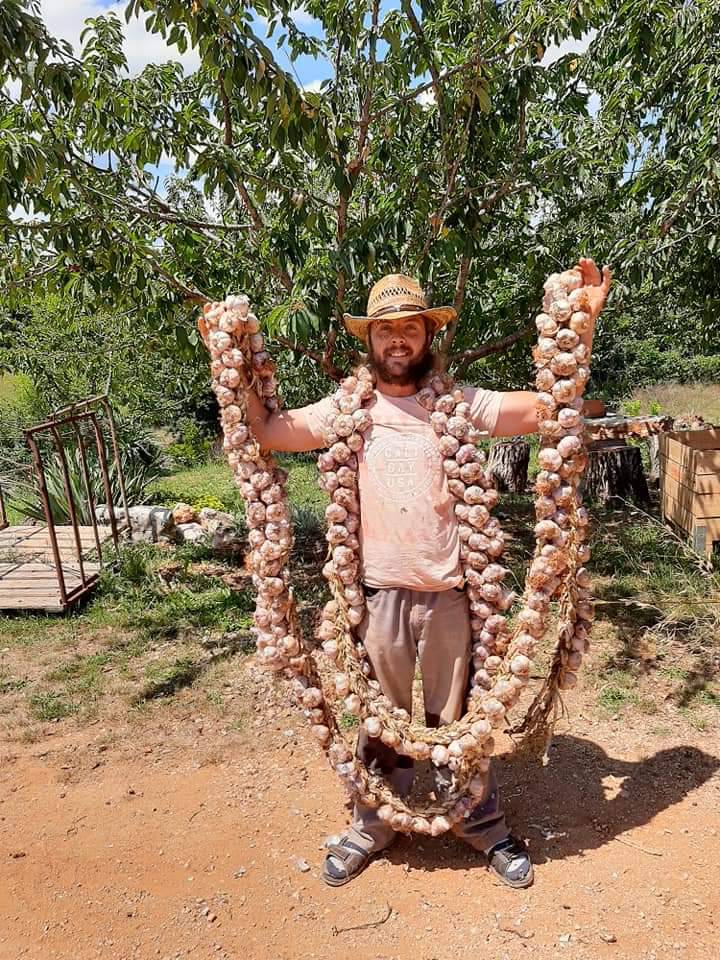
[659, 428, 720, 556]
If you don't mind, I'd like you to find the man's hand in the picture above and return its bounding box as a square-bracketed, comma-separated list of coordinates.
[577, 257, 612, 321]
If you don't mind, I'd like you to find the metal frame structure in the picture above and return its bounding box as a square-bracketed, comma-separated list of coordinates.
[18, 395, 130, 611]
[0, 481, 7, 531]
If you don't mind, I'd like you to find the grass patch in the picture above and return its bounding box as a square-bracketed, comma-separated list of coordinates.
[280, 455, 328, 511]
[597, 668, 640, 713]
[598, 685, 637, 713]
[0, 538, 257, 729]
[338, 712, 360, 730]
[29, 691, 77, 721]
[135, 657, 201, 702]
[0, 675, 27, 693]
[626, 382, 720, 424]
[693, 688, 720, 708]
[45, 652, 111, 695]
[121, 579, 254, 642]
[149, 461, 244, 514]
[148, 453, 328, 517]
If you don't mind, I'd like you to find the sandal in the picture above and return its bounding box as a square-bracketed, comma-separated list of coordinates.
[322, 836, 373, 887]
[487, 836, 534, 889]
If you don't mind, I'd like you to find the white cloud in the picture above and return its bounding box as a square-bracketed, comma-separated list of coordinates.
[541, 30, 597, 67]
[541, 31, 601, 116]
[417, 87, 435, 107]
[40, 0, 200, 75]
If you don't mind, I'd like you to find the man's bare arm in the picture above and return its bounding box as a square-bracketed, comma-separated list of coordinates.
[492, 391, 540, 437]
[245, 387, 324, 453]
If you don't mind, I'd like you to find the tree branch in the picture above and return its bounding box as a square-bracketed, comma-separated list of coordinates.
[435, 254, 473, 366]
[274, 333, 343, 381]
[135, 241, 209, 303]
[348, 0, 380, 178]
[335, 0, 380, 323]
[402, 0, 449, 144]
[231, 181, 293, 292]
[219, 70, 234, 148]
[414, 75, 477, 269]
[48, 186, 253, 235]
[658, 180, 702, 237]
[5, 259, 63, 291]
[449, 323, 535, 376]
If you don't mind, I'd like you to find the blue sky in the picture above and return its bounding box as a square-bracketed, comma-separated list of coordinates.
[40, 1, 330, 84]
[39, 1, 334, 187]
[36, 2, 595, 193]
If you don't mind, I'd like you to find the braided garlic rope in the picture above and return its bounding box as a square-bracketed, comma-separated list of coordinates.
[198, 266, 595, 835]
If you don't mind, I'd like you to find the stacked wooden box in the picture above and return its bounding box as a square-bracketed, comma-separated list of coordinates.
[659, 428, 720, 556]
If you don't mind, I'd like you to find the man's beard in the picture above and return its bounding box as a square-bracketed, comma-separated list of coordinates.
[368, 342, 435, 387]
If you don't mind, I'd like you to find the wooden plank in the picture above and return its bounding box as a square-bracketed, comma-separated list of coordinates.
[696, 448, 720, 473]
[0, 570, 66, 582]
[0, 583, 70, 592]
[664, 428, 720, 450]
[660, 473, 720, 519]
[659, 456, 720, 495]
[0, 526, 40, 537]
[659, 438, 718, 476]
[0, 568, 86, 584]
[0, 596, 64, 611]
[662, 492, 720, 540]
[0, 525, 104, 609]
[659, 435, 696, 472]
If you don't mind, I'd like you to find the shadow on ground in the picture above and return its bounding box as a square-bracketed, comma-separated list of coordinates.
[383, 734, 720, 872]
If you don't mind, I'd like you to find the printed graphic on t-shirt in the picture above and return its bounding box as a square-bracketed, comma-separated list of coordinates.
[364, 433, 441, 503]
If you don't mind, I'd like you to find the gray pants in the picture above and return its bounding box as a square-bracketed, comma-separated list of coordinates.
[347, 586, 509, 855]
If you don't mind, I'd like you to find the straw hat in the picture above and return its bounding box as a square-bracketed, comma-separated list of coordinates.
[343, 273, 457, 342]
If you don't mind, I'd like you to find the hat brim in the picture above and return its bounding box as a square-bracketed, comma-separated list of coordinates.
[342, 306, 457, 342]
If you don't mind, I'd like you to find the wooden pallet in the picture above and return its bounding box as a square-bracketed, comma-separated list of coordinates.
[659, 429, 720, 557]
[0, 524, 114, 612]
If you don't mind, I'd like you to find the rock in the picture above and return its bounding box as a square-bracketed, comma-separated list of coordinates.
[148, 507, 175, 540]
[176, 523, 208, 544]
[198, 508, 243, 554]
[295, 858, 311, 873]
[94, 504, 174, 542]
[173, 502, 198, 525]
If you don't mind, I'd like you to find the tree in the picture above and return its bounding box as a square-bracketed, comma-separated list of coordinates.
[1, 0, 718, 392]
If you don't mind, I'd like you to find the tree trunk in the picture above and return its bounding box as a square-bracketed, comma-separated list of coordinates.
[584, 442, 649, 505]
[488, 438, 530, 493]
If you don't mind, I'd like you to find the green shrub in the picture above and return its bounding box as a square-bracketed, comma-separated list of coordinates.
[7, 418, 163, 523]
[190, 494, 227, 512]
[166, 418, 215, 468]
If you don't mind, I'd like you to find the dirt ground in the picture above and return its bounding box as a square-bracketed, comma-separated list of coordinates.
[1, 661, 719, 960]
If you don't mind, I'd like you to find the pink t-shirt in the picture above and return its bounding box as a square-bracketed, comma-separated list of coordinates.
[303, 387, 503, 591]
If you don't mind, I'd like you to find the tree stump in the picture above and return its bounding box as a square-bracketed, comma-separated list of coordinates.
[647, 434, 661, 485]
[488, 438, 530, 493]
[584, 441, 650, 505]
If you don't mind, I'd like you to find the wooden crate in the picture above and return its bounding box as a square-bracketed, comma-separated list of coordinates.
[659, 429, 720, 556]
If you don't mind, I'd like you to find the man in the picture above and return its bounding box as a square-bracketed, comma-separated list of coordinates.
[245, 261, 611, 888]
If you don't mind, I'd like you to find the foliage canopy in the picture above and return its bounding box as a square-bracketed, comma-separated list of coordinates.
[1, 0, 719, 391]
